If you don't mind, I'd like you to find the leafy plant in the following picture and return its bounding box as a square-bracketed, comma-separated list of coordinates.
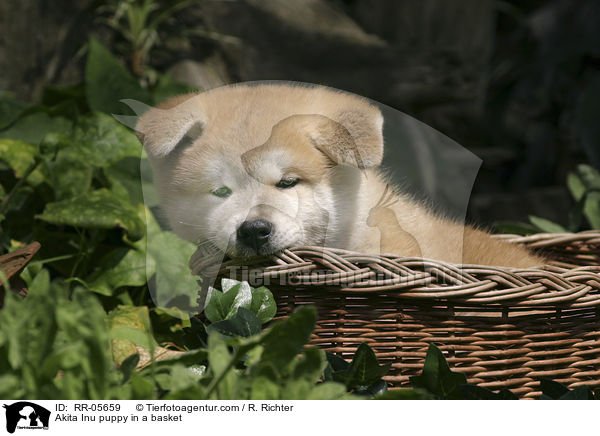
[99, 0, 197, 80]
[325, 344, 389, 396]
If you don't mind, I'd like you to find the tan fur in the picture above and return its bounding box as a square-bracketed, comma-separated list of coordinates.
[136, 83, 545, 268]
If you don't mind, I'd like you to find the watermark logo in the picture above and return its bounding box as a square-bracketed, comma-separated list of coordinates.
[3, 402, 50, 434]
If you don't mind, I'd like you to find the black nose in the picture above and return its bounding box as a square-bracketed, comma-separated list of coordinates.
[237, 219, 273, 252]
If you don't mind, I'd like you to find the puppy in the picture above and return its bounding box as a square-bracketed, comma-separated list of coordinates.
[135, 83, 545, 269]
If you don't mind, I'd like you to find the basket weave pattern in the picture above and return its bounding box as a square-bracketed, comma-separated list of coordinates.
[215, 231, 600, 398]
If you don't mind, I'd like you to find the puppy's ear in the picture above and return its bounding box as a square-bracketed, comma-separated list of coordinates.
[333, 108, 384, 168]
[135, 93, 204, 158]
[277, 109, 383, 168]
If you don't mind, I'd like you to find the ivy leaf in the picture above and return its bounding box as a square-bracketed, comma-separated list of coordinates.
[539, 379, 595, 400]
[410, 344, 467, 399]
[250, 286, 277, 324]
[324, 351, 350, 382]
[539, 378, 569, 399]
[331, 343, 389, 393]
[206, 308, 262, 337]
[559, 386, 595, 400]
[204, 280, 253, 323]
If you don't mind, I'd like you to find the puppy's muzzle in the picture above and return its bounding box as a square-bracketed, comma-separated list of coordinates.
[237, 219, 273, 252]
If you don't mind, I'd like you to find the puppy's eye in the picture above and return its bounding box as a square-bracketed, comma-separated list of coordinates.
[211, 186, 232, 198]
[275, 177, 300, 189]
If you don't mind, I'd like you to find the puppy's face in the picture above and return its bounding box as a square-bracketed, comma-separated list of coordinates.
[162, 118, 334, 258]
[137, 84, 384, 262]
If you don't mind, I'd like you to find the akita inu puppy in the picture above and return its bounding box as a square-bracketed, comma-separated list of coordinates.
[135, 83, 545, 269]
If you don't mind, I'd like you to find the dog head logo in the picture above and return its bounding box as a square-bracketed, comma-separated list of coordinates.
[3, 402, 50, 433]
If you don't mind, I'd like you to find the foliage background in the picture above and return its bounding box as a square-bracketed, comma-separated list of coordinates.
[0, 0, 599, 400]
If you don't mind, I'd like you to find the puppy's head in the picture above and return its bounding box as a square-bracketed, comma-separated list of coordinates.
[136, 84, 384, 260]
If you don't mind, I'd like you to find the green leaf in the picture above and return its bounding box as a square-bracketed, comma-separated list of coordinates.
[0, 139, 37, 177]
[37, 188, 145, 240]
[204, 288, 229, 323]
[409, 344, 467, 400]
[250, 286, 277, 324]
[146, 230, 198, 313]
[305, 382, 352, 400]
[105, 156, 148, 205]
[206, 308, 262, 337]
[528, 215, 568, 233]
[539, 378, 569, 399]
[340, 343, 389, 390]
[224, 281, 253, 319]
[250, 376, 280, 399]
[559, 386, 595, 400]
[204, 280, 253, 323]
[0, 112, 72, 144]
[85, 246, 150, 296]
[107, 305, 156, 365]
[130, 371, 155, 399]
[567, 165, 600, 230]
[258, 306, 317, 374]
[292, 347, 326, 381]
[70, 112, 142, 167]
[85, 38, 151, 115]
[84, 205, 153, 296]
[165, 364, 203, 393]
[49, 147, 93, 199]
[119, 353, 140, 384]
[206, 332, 238, 399]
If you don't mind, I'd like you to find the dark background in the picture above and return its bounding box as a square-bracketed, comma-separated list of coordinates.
[1, 0, 598, 228]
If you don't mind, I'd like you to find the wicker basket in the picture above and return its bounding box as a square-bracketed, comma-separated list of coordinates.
[209, 231, 600, 398]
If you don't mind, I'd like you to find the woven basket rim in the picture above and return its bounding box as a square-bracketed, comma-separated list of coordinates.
[194, 231, 600, 308]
